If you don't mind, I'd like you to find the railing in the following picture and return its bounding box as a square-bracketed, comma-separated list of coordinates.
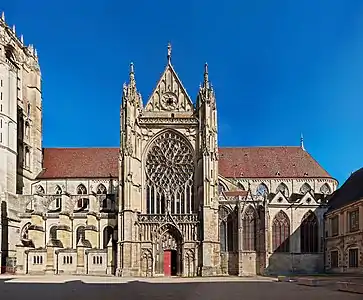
[137, 214, 198, 224]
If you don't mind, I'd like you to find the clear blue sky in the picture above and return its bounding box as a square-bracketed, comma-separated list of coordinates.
[2, 0, 363, 185]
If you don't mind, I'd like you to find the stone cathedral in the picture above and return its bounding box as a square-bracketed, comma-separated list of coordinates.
[0, 15, 338, 277]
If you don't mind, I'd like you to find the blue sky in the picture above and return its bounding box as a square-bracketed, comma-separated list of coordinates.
[2, 0, 363, 185]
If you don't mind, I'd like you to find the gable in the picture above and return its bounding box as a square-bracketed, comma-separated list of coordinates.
[144, 63, 194, 113]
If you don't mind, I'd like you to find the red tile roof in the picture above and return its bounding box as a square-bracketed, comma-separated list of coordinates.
[39, 148, 119, 179]
[39, 146, 332, 179]
[218, 147, 331, 178]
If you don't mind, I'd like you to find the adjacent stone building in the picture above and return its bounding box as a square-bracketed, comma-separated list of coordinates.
[0, 15, 338, 276]
[325, 168, 363, 274]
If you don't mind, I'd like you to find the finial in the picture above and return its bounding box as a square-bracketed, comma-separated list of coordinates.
[203, 62, 209, 88]
[12, 25, 16, 33]
[1, 12, 4, 21]
[300, 133, 305, 151]
[167, 42, 172, 64]
[34, 48, 38, 57]
[20, 34, 24, 43]
[129, 62, 135, 87]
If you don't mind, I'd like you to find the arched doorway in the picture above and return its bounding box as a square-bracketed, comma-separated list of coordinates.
[155, 224, 183, 276]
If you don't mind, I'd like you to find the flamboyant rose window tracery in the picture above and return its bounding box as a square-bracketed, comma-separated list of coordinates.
[145, 131, 194, 214]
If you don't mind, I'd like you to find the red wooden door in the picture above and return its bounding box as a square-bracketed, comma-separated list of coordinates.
[163, 250, 171, 276]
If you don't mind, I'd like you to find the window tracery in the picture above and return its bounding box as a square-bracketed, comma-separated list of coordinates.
[300, 211, 319, 253]
[76, 184, 88, 209]
[300, 183, 311, 195]
[276, 183, 289, 197]
[36, 185, 45, 195]
[256, 183, 268, 196]
[272, 210, 290, 252]
[219, 206, 237, 252]
[145, 131, 194, 214]
[242, 206, 257, 251]
[320, 183, 331, 195]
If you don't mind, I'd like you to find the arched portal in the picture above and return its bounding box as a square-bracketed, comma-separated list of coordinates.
[155, 223, 183, 276]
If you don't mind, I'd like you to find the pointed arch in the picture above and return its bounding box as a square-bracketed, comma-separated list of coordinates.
[300, 211, 319, 253]
[276, 183, 289, 197]
[77, 184, 87, 195]
[76, 226, 86, 244]
[36, 185, 45, 195]
[218, 182, 227, 193]
[76, 184, 89, 209]
[24, 146, 30, 168]
[272, 210, 290, 252]
[49, 225, 57, 241]
[219, 206, 237, 252]
[144, 129, 194, 215]
[300, 183, 312, 195]
[256, 183, 268, 196]
[103, 226, 114, 248]
[96, 183, 107, 194]
[237, 182, 245, 190]
[242, 206, 257, 251]
[54, 185, 62, 209]
[320, 183, 331, 195]
[21, 222, 31, 240]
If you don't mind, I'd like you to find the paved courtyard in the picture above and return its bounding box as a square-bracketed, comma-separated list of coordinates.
[0, 276, 361, 300]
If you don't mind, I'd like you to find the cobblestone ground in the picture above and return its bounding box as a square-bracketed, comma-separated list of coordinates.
[0, 277, 361, 300]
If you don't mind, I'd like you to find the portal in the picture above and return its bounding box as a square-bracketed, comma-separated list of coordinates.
[163, 249, 178, 276]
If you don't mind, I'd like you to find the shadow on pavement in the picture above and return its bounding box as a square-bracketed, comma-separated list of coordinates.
[0, 279, 362, 300]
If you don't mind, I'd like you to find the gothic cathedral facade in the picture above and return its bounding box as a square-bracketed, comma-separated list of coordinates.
[0, 16, 338, 276]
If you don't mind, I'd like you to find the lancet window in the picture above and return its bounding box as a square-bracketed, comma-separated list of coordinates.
[145, 131, 194, 215]
[76, 184, 89, 209]
[300, 211, 319, 253]
[219, 206, 238, 252]
[242, 206, 257, 251]
[256, 183, 268, 196]
[300, 183, 312, 195]
[276, 183, 289, 197]
[55, 185, 62, 209]
[272, 210, 290, 252]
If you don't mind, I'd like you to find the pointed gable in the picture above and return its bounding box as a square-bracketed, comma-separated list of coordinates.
[144, 45, 194, 113]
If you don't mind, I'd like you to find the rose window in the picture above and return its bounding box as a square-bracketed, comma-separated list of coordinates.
[145, 131, 194, 214]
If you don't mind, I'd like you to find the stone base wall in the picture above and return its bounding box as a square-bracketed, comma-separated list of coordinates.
[265, 252, 324, 275]
[16, 247, 114, 275]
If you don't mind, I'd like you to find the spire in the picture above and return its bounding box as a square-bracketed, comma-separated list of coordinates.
[203, 62, 209, 89]
[300, 133, 305, 151]
[20, 34, 24, 43]
[129, 62, 135, 87]
[12, 25, 15, 33]
[1, 12, 4, 22]
[167, 42, 172, 64]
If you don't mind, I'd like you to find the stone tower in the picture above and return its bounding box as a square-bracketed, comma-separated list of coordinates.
[118, 45, 221, 276]
[0, 12, 42, 271]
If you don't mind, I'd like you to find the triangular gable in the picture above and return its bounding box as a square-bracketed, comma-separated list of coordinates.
[270, 191, 290, 205]
[299, 191, 319, 205]
[144, 63, 194, 112]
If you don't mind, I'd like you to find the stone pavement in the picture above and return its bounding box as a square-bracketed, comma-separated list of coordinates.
[0, 276, 361, 300]
[0, 274, 276, 284]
